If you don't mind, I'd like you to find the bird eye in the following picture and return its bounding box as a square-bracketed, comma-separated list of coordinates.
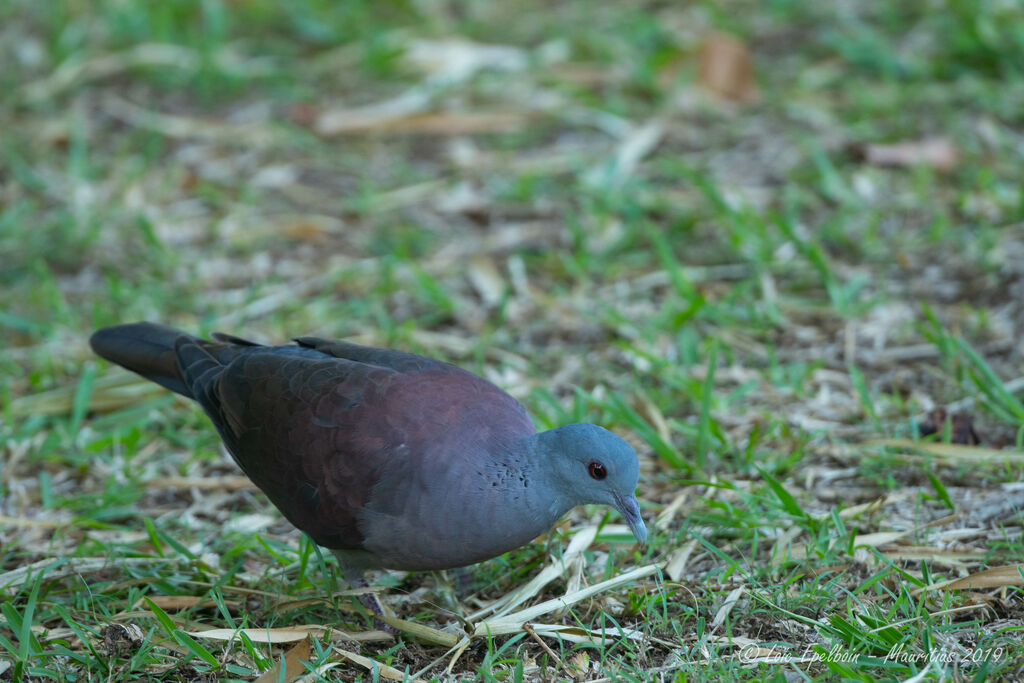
[588, 461, 607, 480]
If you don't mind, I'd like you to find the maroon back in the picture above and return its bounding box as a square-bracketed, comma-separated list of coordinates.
[183, 336, 536, 550]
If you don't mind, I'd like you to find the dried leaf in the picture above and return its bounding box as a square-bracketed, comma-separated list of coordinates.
[567, 651, 590, 680]
[1, 557, 175, 591]
[834, 498, 884, 519]
[224, 513, 277, 534]
[856, 138, 959, 172]
[376, 617, 459, 647]
[466, 256, 505, 307]
[881, 546, 988, 565]
[9, 370, 165, 416]
[104, 96, 282, 147]
[315, 110, 527, 136]
[334, 647, 422, 682]
[849, 530, 914, 548]
[188, 627, 319, 644]
[665, 539, 698, 582]
[710, 585, 745, 630]
[135, 595, 237, 611]
[655, 491, 690, 531]
[495, 622, 648, 645]
[404, 39, 528, 81]
[187, 624, 390, 645]
[870, 439, 1024, 464]
[253, 635, 310, 683]
[0, 515, 68, 529]
[306, 37, 545, 137]
[922, 564, 1024, 592]
[475, 563, 660, 637]
[467, 526, 599, 621]
[696, 33, 757, 101]
[585, 120, 665, 188]
[636, 392, 671, 445]
[144, 476, 256, 491]
[785, 530, 912, 561]
[280, 220, 330, 243]
[21, 44, 274, 102]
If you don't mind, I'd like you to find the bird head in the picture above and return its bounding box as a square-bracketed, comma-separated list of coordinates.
[534, 423, 647, 545]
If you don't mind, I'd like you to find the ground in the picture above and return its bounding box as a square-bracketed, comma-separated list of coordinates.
[2, 0, 1024, 681]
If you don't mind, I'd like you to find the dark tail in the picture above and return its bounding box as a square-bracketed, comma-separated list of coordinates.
[89, 322, 197, 398]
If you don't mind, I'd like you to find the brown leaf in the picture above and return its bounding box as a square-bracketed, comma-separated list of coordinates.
[135, 595, 236, 611]
[870, 439, 1024, 464]
[281, 219, 329, 243]
[856, 137, 959, 172]
[254, 635, 311, 683]
[881, 545, 988, 564]
[923, 564, 1024, 592]
[567, 652, 590, 680]
[287, 102, 321, 127]
[918, 408, 981, 445]
[696, 33, 757, 101]
[143, 475, 256, 491]
[314, 110, 527, 136]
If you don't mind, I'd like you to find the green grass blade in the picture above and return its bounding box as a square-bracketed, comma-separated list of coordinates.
[848, 363, 879, 432]
[599, 393, 686, 470]
[696, 342, 718, 467]
[756, 466, 809, 522]
[926, 471, 955, 510]
[69, 362, 97, 435]
[956, 337, 1024, 422]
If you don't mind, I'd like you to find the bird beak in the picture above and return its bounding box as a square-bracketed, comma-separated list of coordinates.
[613, 493, 647, 546]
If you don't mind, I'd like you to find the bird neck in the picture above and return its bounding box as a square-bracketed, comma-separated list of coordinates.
[519, 433, 576, 523]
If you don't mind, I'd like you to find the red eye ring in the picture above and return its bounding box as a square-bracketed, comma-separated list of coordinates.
[588, 461, 607, 480]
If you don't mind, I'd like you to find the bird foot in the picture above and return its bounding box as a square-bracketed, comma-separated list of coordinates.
[356, 591, 400, 634]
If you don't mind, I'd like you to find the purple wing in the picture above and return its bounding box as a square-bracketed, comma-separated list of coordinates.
[178, 336, 535, 550]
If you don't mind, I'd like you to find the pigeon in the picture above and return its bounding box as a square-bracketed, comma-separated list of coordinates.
[89, 322, 647, 617]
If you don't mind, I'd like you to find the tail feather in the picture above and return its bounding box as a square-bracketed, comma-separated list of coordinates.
[173, 336, 227, 405]
[89, 322, 196, 398]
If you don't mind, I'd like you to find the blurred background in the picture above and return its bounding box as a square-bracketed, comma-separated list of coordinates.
[3, 0, 1024, 679]
[4, 0, 1023, 429]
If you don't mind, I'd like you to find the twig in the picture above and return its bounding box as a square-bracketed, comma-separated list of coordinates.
[103, 96, 286, 147]
[524, 623, 564, 675]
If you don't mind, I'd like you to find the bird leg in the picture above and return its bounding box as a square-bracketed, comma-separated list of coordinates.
[432, 567, 473, 616]
[334, 553, 398, 634]
[452, 566, 475, 595]
[351, 576, 398, 632]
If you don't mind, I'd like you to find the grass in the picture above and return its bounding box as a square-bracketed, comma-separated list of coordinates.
[2, 0, 1024, 680]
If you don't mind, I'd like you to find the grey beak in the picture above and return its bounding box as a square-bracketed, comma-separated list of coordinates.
[613, 493, 647, 546]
